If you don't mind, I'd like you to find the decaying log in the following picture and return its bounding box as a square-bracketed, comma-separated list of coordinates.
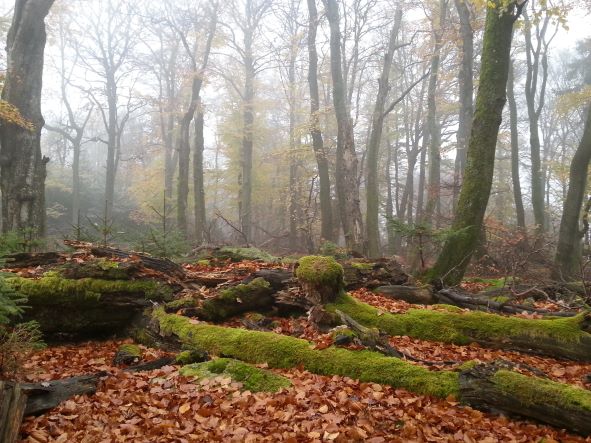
[22, 373, 104, 416]
[460, 361, 591, 436]
[64, 240, 185, 279]
[60, 260, 142, 280]
[375, 285, 437, 304]
[2, 252, 62, 269]
[341, 258, 409, 289]
[0, 381, 27, 443]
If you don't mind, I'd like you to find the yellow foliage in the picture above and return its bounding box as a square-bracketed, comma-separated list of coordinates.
[0, 100, 35, 130]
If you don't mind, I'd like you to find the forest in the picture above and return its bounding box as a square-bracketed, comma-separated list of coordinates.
[0, 0, 591, 441]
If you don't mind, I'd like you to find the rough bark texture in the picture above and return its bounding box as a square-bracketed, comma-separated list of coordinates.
[554, 102, 591, 279]
[0, 381, 27, 443]
[306, 0, 333, 242]
[507, 59, 526, 228]
[452, 0, 474, 209]
[366, 9, 402, 258]
[323, 0, 364, 253]
[0, 0, 54, 238]
[193, 109, 206, 244]
[428, 1, 519, 287]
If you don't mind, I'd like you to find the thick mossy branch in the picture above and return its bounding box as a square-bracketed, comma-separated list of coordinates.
[152, 308, 459, 397]
[328, 293, 591, 361]
[180, 358, 291, 392]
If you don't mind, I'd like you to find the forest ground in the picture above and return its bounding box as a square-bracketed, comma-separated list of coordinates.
[13, 258, 591, 442]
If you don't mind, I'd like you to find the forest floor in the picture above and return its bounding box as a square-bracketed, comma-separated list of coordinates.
[15, 260, 591, 442]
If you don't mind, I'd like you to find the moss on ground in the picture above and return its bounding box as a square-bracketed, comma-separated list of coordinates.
[118, 343, 141, 357]
[7, 272, 172, 304]
[296, 256, 344, 287]
[180, 358, 291, 392]
[153, 308, 459, 397]
[214, 247, 278, 263]
[328, 293, 589, 346]
[492, 370, 591, 412]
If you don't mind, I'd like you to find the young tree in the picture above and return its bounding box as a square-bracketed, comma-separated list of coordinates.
[428, 0, 526, 287]
[322, 0, 364, 253]
[0, 0, 55, 237]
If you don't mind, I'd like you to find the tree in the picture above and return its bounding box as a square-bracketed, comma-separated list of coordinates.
[0, 0, 55, 237]
[428, 0, 526, 287]
[366, 9, 402, 257]
[322, 0, 364, 253]
[306, 0, 334, 242]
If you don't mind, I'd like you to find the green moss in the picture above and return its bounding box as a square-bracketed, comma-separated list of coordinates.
[492, 296, 510, 303]
[165, 297, 197, 311]
[457, 360, 479, 371]
[493, 370, 591, 412]
[176, 349, 208, 364]
[7, 272, 173, 304]
[328, 293, 589, 347]
[331, 327, 357, 339]
[350, 261, 374, 271]
[431, 304, 465, 313]
[198, 278, 272, 321]
[181, 358, 291, 393]
[296, 256, 344, 287]
[216, 247, 278, 263]
[118, 343, 141, 358]
[196, 259, 211, 266]
[153, 308, 459, 398]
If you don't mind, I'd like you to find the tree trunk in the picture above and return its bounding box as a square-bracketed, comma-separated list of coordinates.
[193, 108, 206, 244]
[240, 50, 255, 243]
[554, 102, 591, 279]
[366, 9, 402, 258]
[428, 0, 521, 287]
[306, 0, 333, 243]
[0, 0, 54, 238]
[322, 0, 364, 254]
[424, 0, 447, 226]
[288, 42, 299, 251]
[452, 0, 474, 211]
[507, 60, 526, 229]
[0, 381, 27, 443]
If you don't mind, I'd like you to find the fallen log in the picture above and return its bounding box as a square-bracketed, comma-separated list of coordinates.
[7, 273, 173, 340]
[60, 259, 143, 280]
[149, 308, 591, 435]
[341, 258, 409, 289]
[460, 361, 591, 435]
[329, 293, 591, 361]
[64, 240, 185, 279]
[2, 252, 62, 269]
[22, 373, 104, 416]
[375, 285, 437, 304]
[0, 381, 27, 443]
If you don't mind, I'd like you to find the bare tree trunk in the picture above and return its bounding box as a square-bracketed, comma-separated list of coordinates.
[288, 34, 299, 250]
[0, 0, 54, 238]
[306, 0, 333, 242]
[452, 0, 474, 211]
[428, 0, 523, 287]
[507, 59, 526, 229]
[323, 0, 364, 253]
[366, 9, 402, 258]
[193, 106, 206, 244]
[424, 0, 447, 227]
[240, 54, 255, 243]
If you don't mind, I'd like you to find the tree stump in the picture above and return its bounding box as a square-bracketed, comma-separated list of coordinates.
[0, 381, 27, 443]
[295, 256, 344, 304]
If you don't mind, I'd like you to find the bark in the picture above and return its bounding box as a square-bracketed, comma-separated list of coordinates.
[424, 0, 448, 226]
[0, 0, 55, 238]
[366, 10, 403, 258]
[452, 0, 474, 210]
[428, 0, 521, 287]
[240, 37, 255, 243]
[323, 0, 364, 253]
[193, 108, 206, 244]
[459, 361, 591, 436]
[306, 0, 333, 242]
[554, 102, 591, 279]
[507, 60, 526, 228]
[0, 381, 27, 443]
[288, 35, 299, 251]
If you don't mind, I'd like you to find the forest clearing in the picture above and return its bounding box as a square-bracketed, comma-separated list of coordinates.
[0, 0, 591, 441]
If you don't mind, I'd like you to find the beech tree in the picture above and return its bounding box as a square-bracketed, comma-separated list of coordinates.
[428, 0, 526, 287]
[0, 0, 55, 237]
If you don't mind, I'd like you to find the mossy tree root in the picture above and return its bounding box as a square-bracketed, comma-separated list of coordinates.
[329, 294, 591, 361]
[151, 309, 591, 435]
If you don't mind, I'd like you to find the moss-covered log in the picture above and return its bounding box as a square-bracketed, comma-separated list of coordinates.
[341, 258, 409, 289]
[329, 293, 591, 361]
[59, 259, 141, 280]
[460, 361, 591, 435]
[7, 273, 172, 340]
[296, 256, 344, 304]
[150, 309, 591, 434]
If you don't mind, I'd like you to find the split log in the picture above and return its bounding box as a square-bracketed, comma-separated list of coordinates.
[0, 381, 27, 443]
[64, 240, 185, 279]
[22, 373, 104, 416]
[150, 308, 591, 435]
[2, 252, 62, 269]
[459, 361, 591, 435]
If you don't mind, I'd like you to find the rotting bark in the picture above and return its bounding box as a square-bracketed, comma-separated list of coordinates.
[0, 381, 27, 443]
[0, 0, 54, 238]
[149, 308, 591, 435]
